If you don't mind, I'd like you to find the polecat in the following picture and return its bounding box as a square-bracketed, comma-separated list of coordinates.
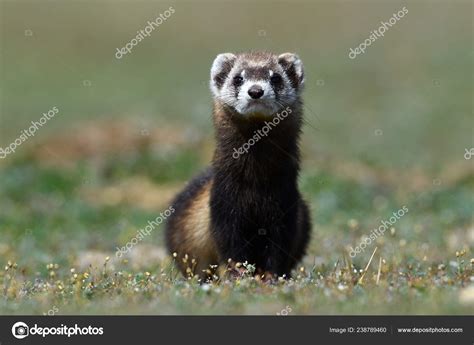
[165, 51, 311, 279]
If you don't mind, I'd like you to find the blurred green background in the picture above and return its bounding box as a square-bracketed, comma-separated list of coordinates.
[1, 0, 472, 167]
[0, 0, 472, 314]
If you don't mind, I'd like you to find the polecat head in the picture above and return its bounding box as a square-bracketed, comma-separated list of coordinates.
[210, 52, 304, 118]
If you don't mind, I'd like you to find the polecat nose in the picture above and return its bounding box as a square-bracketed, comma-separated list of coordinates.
[248, 85, 264, 99]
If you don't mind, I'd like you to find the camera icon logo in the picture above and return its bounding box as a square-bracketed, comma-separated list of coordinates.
[12, 322, 29, 339]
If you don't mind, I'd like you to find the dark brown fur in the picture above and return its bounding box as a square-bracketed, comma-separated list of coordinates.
[165, 52, 311, 279]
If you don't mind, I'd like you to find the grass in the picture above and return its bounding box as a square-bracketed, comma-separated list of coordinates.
[1, 250, 472, 315]
[0, 121, 472, 315]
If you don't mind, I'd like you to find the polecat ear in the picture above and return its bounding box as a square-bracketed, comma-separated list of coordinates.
[278, 53, 304, 88]
[210, 53, 237, 96]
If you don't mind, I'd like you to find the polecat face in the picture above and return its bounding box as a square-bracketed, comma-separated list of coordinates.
[210, 52, 304, 118]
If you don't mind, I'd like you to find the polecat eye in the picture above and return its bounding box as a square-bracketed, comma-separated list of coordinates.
[270, 74, 282, 84]
[233, 75, 244, 86]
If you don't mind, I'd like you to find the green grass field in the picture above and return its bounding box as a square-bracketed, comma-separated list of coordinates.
[0, 0, 472, 315]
